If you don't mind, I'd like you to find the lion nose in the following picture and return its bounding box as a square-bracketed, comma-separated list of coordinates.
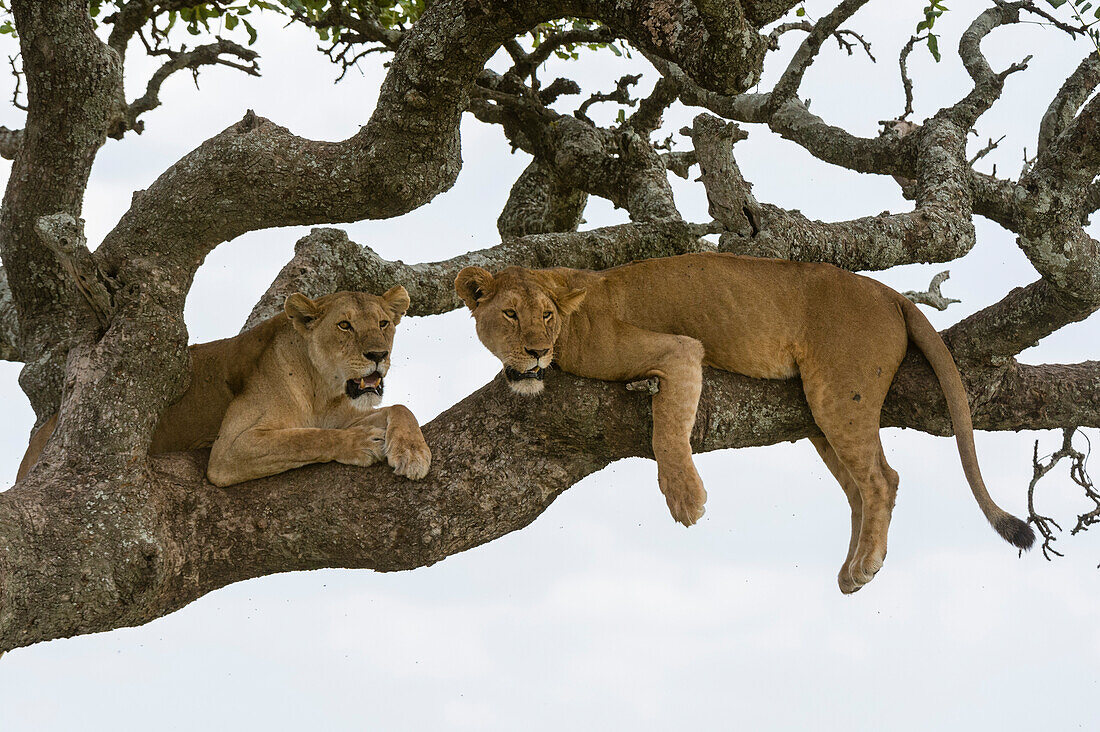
[365, 351, 388, 362]
[525, 347, 549, 359]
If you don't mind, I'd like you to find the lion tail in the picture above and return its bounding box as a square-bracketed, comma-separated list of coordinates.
[898, 296, 1034, 550]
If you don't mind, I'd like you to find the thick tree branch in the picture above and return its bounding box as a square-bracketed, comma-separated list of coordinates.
[946, 279, 1099, 364]
[687, 112, 975, 271]
[244, 222, 713, 330]
[1038, 54, 1100, 155]
[3, 345, 1096, 652]
[497, 159, 588, 238]
[472, 79, 681, 222]
[1, 0, 127, 422]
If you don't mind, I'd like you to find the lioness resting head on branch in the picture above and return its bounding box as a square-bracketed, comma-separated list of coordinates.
[19, 288, 431, 487]
[455, 253, 1034, 593]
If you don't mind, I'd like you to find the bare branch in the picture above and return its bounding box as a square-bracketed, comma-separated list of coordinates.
[682, 114, 759, 238]
[497, 159, 588, 238]
[119, 38, 260, 138]
[652, 55, 909, 179]
[627, 76, 678, 136]
[946, 279, 1099, 363]
[969, 134, 1005, 166]
[244, 222, 714, 329]
[947, 1, 1032, 127]
[575, 73, 639, 124]
[8, 54, 26, 112]
[902, 270, 960, 311]
[1037, 54, 1100, 155]
[766, 19, 874, 60]
[1026, 429, 1098, 559]
[897, 34, 923, 120]
[769, 0, 872, 111]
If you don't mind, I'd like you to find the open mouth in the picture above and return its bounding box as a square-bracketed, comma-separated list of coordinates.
[504, 366, 545, 383]
[346, 372, 383, 399]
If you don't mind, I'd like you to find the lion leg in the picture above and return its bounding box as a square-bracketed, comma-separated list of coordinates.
[801, 360, 901, 592]
[635, 335, 707, 526]
[809, 435, 864, 594]
[207, 425, 385, 487]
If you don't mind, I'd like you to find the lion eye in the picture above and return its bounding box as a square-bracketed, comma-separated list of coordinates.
[379, 320, 390, 329]
[543, 311, 553, 321]
[337, 320, 353, 331]
[503, 309, 517, 320]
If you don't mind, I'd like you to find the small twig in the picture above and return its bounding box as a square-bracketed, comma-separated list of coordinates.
[1027, 428, 1097, 561]
[902, 270, 960, 311]
[969, 133, 1006, 165]
[575, 73, 640, 125]
[897, 35, 924, 120]
[767, 20, 875, 61]
[8, 54, 27, 112]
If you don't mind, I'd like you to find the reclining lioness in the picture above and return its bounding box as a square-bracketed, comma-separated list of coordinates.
[455, 253, 1033, 593]
[18, 288, 431, 487]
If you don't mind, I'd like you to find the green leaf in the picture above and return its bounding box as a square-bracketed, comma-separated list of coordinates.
[927, 33, 941, 62]
[242, 17, 258, 44]
[225, 13, 239, 30]
[796, 6, 806, 16]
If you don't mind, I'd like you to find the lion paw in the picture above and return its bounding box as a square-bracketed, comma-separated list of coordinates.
[386, 433, 432, 480]
[664, 484, 707, 527]
[337, 427, 387, 467]
[838, 552, 885, 594]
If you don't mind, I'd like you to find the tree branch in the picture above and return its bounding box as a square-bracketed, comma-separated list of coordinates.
[243, 222, 713, 330]
[496, 159, 588, 238]
[0, 265, 20, 362]
[4, 343, 1096, 652]
[769, 0, 872, 111]
[1037, 53, 1100, 155]
[902, 270, 960, 311]
[118, 38, 261, 138]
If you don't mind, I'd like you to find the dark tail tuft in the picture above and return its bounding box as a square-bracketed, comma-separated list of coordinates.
[995, 515, 1035, 550]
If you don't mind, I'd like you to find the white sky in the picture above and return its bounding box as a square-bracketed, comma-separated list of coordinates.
[1, 2, 1098, 730]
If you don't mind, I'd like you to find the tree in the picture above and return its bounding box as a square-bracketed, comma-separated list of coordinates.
[0, 0, 1097, 654]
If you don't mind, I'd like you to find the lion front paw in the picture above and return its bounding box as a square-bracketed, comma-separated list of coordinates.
[386, 432, 432, 480]
[337, 426, 387, 467]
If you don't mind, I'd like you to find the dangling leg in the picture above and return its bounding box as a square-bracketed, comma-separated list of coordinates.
[567, 323, 707, 525]
[809, 435, 864, 594]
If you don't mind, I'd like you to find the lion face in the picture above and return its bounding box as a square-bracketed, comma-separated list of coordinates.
[284, 287, 411, 410]
[455, 266, 586, 395]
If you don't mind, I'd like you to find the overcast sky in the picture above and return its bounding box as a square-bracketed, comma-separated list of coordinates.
[1, 2, 1099, 730]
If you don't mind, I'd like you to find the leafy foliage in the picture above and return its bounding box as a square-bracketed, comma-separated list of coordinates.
[1047, 0, 1100, 52]
[915, 0, 947, 62]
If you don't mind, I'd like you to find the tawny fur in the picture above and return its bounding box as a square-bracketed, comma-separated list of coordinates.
[18, 289, 431, 487]
[456, 253, 1033, 593]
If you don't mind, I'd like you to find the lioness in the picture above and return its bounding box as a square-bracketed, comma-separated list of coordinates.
[455, 253, 1034, 593]
[18, 288, 431, 487]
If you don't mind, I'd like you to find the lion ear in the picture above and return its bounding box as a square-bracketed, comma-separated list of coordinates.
[285, 292, 323, 333]
[381, 285, 411, 324]
[454, 267, 494, 311]
[555, 288, 587, 315]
